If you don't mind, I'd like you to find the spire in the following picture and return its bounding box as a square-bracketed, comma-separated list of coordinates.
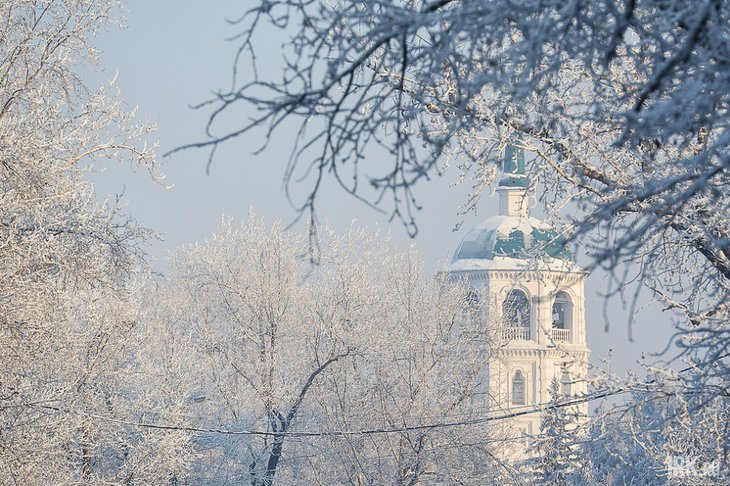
[497, 138, 530, 217]
[498, 138, 529, 188]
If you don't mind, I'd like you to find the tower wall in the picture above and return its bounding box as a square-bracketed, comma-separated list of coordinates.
[450, 267, 590, 461]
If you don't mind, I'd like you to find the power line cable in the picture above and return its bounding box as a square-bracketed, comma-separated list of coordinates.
[86, 385, 633, 438]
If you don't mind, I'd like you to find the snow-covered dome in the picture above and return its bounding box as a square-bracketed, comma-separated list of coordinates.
[451, 214, 572, 263]
[450, 140, 572, 269]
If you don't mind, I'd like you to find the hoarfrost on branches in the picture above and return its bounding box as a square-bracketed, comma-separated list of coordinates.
[0, 1, 186, 483]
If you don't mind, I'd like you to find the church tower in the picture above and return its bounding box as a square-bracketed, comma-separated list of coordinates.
[448, 141, 590, 459]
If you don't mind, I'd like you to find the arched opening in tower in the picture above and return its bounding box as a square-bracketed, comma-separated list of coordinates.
[503, 289, 531, 340]
[551, 291, 573, 342]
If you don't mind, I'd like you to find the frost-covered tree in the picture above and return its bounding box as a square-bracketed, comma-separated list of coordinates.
[575, 386, 729, 485]
[529, 378, 579, 486]
[160, 215, 514, 485]
[0, 1, 189, 483]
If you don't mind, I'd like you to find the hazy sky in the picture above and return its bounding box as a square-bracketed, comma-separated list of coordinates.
[91, 0, 678, 381]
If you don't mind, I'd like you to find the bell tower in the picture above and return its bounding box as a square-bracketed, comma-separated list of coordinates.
[448, 140, 590, 460]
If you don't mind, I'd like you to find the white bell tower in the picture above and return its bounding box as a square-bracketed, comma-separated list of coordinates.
[448, 140, 590, 460]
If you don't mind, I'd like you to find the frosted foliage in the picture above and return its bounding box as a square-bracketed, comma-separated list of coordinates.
[161, 214, 514, 485]
[181, 0, 730, 450]
[575, 389, 730, 485]
[529, 378, 579, 485]
[0, 2, 184, 484]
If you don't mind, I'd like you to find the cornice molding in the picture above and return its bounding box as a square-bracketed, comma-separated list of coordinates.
[492, 348, 591, 360]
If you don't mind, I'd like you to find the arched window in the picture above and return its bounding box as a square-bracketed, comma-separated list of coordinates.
[551, 291, 573, 329]
[464, 289, 480, 307]
[503, 290, 530, 328]
[512, 370, 526, 405]
[462, 288, 482, 320]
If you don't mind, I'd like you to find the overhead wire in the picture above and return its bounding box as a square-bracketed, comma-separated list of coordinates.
[86, 384, 634, 439]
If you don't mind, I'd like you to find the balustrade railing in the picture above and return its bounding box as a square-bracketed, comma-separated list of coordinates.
[500, 327, 572, 343]
[550, 328, 570, 343]
[502, 327, 531, 341]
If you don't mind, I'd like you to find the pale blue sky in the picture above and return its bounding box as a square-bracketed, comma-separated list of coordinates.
[91, 0, 677, 380]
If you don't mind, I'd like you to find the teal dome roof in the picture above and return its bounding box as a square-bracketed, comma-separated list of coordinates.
[451, 215, 572, 263]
